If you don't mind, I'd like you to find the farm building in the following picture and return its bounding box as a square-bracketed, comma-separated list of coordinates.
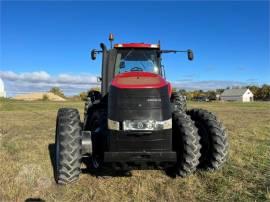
[220, 88, 254, 102]
[0, 78, 7, 98]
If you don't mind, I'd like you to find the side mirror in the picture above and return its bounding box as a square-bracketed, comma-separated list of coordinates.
[187, 49, 194, 61]
[91, 49, 97, 60]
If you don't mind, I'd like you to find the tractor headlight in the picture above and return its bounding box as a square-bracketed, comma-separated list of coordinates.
[123, 119, 172, 131]
[108, 119, 120, 130]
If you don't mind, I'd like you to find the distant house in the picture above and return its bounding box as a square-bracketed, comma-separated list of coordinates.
[0, 78, 6, 98]
[220, 88, 254, 102]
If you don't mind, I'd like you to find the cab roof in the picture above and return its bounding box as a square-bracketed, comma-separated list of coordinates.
[114, 43, 160, 49]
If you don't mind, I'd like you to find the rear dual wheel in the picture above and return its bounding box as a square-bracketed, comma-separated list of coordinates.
[187, 109, 229, 170]
[172, 109, 229, 176]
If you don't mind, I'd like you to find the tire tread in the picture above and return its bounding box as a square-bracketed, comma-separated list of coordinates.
[187, 108, 229, 170]
[56, 108, 82, 184]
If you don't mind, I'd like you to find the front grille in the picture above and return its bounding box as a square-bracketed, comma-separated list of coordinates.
[108, 85, 171, 121]
[108, 130, 172, 152]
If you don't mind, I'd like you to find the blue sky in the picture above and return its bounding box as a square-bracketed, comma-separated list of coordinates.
[0, 1, 269, 96]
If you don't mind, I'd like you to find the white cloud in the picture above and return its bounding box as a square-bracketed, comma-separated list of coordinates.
[58, 74, 98, 84]
[0, 70, 259, 97]
[0, 71, 51, 82]
[0, 70, 100, 96]
[22, 71, 51, 82]
[172, 80, 249, 90]
[0, 71, 98, 85]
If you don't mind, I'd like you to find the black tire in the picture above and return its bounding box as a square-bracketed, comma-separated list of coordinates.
[83, 91, 101, 129]
[84, 97, 92, 123]
[187, 109, 229, 170]
[172, 111, 201, 176]
[171, 91, 187, 112]
[55, 108, 82, 184]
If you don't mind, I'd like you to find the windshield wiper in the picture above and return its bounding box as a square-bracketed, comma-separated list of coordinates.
[123, 48, 134, 60]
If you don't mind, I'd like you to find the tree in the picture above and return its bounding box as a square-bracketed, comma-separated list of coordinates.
[49, 87, 65, 98]
[172, 87, 177, 92]
[42, 94, 49, 101]
[261, 84, 270, 100]
[247, 84, 270, 100]
[90, 87, 101, 92]
[192, 90, 205, 99]
[246, 85, 260, 100]
[206, 90, 217, 100]
[79, 92, 87, 101]
[178, 89, 186, 95]
[216, 89, 225, 94]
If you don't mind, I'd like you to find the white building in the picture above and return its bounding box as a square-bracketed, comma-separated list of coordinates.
[220, 88, 254, 102]
[0, 78, 7, 98]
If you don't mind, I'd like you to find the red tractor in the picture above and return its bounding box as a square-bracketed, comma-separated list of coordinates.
[54, 34, 228, 184]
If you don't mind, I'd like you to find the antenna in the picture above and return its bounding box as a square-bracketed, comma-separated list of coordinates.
[109, 33, 114, 49]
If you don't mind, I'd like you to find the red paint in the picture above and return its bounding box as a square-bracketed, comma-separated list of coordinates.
[114, 43, 159, 49]
[111, 72, 170, 94]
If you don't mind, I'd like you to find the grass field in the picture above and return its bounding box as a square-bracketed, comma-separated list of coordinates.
[0, 100, 269, 201]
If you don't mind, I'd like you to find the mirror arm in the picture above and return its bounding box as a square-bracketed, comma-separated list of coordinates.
[93, 50, 103, 54]
[160, 50, 189, 54]
[160, 49, 194, 61]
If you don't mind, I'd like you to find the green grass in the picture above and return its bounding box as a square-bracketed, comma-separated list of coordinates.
[0, 100, 269, 201]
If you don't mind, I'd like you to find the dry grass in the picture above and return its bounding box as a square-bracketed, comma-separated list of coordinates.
[0, 100, 269, 201]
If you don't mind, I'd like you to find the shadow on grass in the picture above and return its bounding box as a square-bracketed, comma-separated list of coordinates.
[48, 143, 132, 179]
[81, 156, 133, 178]
[48, 143, 177, 179]
[25, 198, 45, 202]
[48, 144, 176, 180]
[81, 158, 177, 178]
[48, 144, 57, 182]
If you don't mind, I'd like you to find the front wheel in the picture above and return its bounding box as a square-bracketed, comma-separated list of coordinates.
[55, 108, 82, 184]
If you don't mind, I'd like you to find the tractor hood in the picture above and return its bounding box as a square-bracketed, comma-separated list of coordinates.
[108, 72, 172, 122]
[111, 72, 170, 90]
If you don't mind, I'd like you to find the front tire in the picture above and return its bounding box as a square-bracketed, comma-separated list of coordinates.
[172, 111, 201, 176]
[55, 108, 82, 184]
[187, 109, 229, 170]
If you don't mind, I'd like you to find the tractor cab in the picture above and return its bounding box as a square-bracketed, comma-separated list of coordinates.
[91, 38, 193, 96]
[91, 42, 165, 96]
[113, 43, 162, 76]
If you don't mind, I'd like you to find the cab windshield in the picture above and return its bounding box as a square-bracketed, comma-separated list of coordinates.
[114, 49, 160, 75]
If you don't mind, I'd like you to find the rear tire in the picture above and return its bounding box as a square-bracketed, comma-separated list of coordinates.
[187, 109, 229, 170]
[83, 91, 102, 129]
[84, 97, 92, 123]
[172, 111, 201, 176]
[171, 92, 187, 112]
[55, 108, 82, 184]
